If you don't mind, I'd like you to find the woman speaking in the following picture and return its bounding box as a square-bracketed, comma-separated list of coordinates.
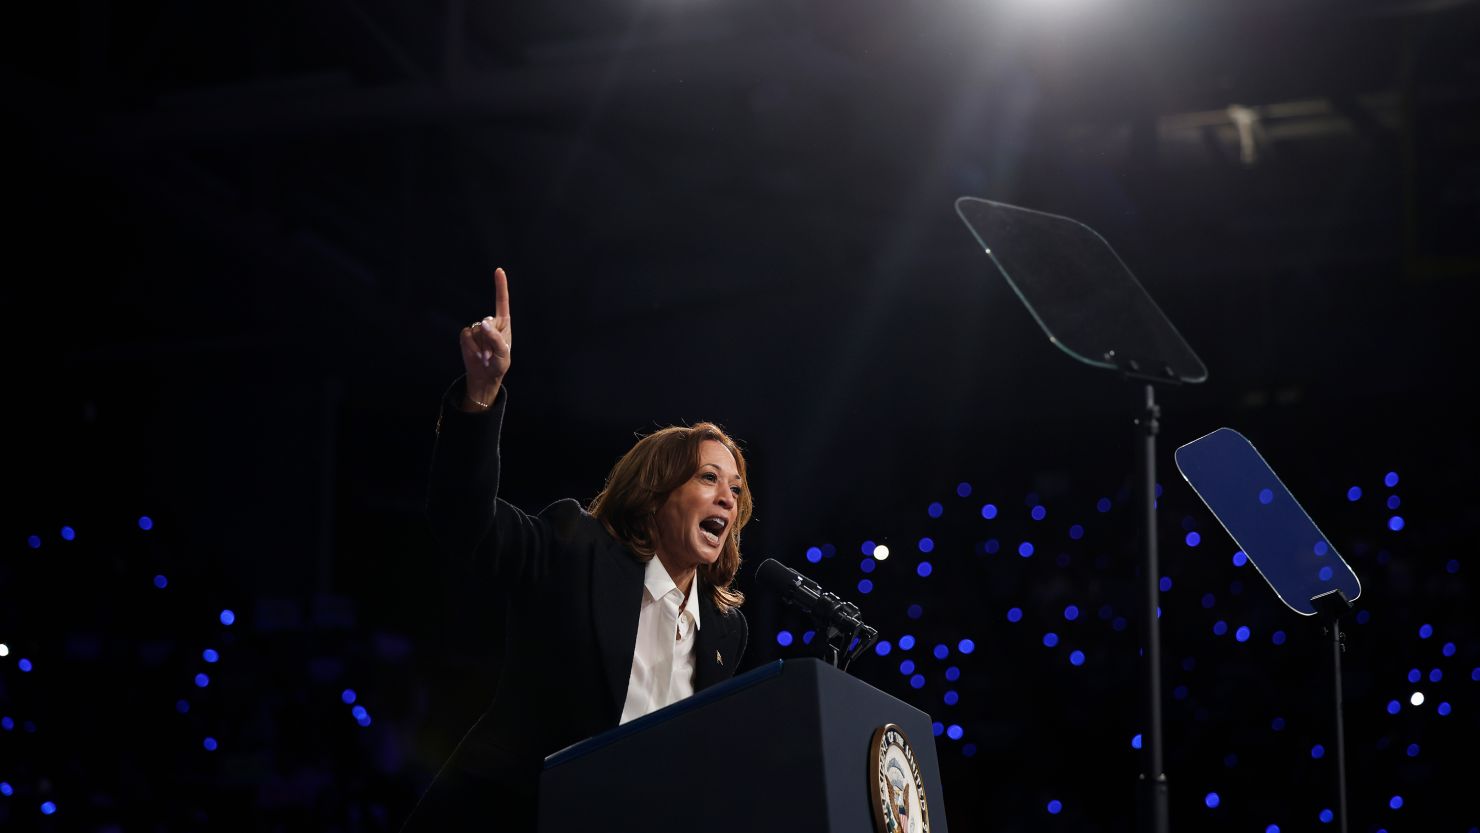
[401, 268, 754, 831]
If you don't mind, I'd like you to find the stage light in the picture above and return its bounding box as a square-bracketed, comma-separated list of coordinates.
[944, 690, 959, 705]
[1265, 825, 1280, 833]
[352, 705, 368, 720]
[945, 666, 960, 681]
[917, 537, 934, 554]
[1201, 593, 1216, 609]
[861, 540, 875, 555]
[1205, 792, 1220, 808]
[0, 644, 7, 656]
[1446, 559, 1460, 574]
[61, 526, 76, 541]
[1018, 542, 1034, 558]
[946, 724, 963, 740]
[1386, 495, 1401, 510]
[1031, 505, 1046, 521]
[916, 562, 932, 578]
[154, 575, 168, 589]
[1132, 733, 1142, 749]
[176, 699, 190, 713]
[1063, 605, 1080, 621]
[203, 737, 218, 751]
[933, 722, 944, 736]
[1319, 566, 1334, 581]
[1232, 551, 1248, 567]
[963, 743, 977, 757]
[1069, 524, 1084, 540]
[1347, 486, 1362, 501]
[776, 630, 793, 647]
[928, 502, 943, 518]
[1160, 576, 1173, 592]
[821, 544, 836, 558]
[195, 673, 210, 687]
[1043, 632, 1059, 647]
[984, 539, 1000, 554]
[898, 635, 916, 650]
[1313, 541, 1329, 556]
[27, 535, 41, 548]
[41, 801, 57, 815]
[1438, 702, 1451, 715]
[1236, 626, 1251, 642]
[802, 630, 815, 644]
[138, 515, 154, 530]
[933, 644, 949, 659]
[910, 674, 925, 689]
[907, 604, 923, 619]
[0, 782, 11, 796]
[874, 544, 890, 560]
[1271, 717, 1286, 731]
[1272, 630, 1287, 645]
[1388, 795, 1403, 809]
[1418, 624, 1433, 639]
[1070, 650, 1086, 666]
[1311, 744, 1325, 759]
[1386, 700, 1401, 714]
[958, 639, 975, 654]
[18, 659, 32, 672]
[203, 649, 219, 663]
[1389, 516, 1405, 531]
[1006, 607, 1022, 623]
[956, 482, 972, 498]
[1429, 668, 1442, 682]
[805, 547, 822, 563]
[1, 717, 12, 731]
[1443, 642, 1456, 657]
[1185, 532, 1201, 547]
[1213, 621, 1228, 636]
[357, 712, 372, 727]
[899, 659, 915, 675]
[220, 610, 236, 626]
[1320, 808, 1334, 823]
[1097, 498, 1112, 513]
[1259, 489, 1274, 505]
[341, 689, 357, 704]
[1410, 691, 1424, 706]
[1047, 799, 1062, 814]
[1385, 471, 1399, 487]
[1406, 743, 1419, 757]
[980, 503, 998, 519]
[857, 579, 873, 595]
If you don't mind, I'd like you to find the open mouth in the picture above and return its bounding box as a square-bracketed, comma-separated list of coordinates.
[699, 517, 727, 547]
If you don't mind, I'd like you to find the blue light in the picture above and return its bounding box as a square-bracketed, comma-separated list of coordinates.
[983, 538, 1000, 554]
[1389, 795, 1403, 810]
[1418, 623, 1433, 639]
[1311, 744, 1325, 759]
[1320, 808, 1334, 823]
[907, 604, 923, 619]
[61, 526, 76, 541]
[1213, 621, 1228, 636]
[945, 666, 960, 681]
[1347, 486, 1362, 501]
[899, 659, 915, 675]
[917, 537, 934, 554]
[1205, 792, 1220, 809]
[1314, 541, 1329, 556]
[41, 801, 57, 815]
[910, 674, 925, 689]
[153, 574, 168, 589]
[1, 717, 12, 731]
[1031, 505, 1046, 521]
[963, 743, 977, 757]
[1430, 668, 1442, 682]
[1018, 542, 1034, 558]
[176, 699, 190, 714]
[933, 644, 949, 660]
[944, 690, 959, 705]
[899, 634, 915, 650]
[873, 641, 892, 657]
[1097, 497, 1112, 513]
[27, 535, 41, 549]
[1159, 576, 1173, 592]
[1259, 488, 1274, 505]
[1006, 607, 1023, 623]
[1235, 626, 1251, 643]
[1043, 632, 1059, 648]
[0, 782, 10, 796]
[946, 724, 963, 740]
[1064, 605, 1080, 621]
[1272, 717, 1286, 731]
[932, 722, 944, 736]
[1185, 532, 1200, 547]
[1406, 743, 1419, 757]
[1385, 699, 1401, 714]
[1384, 471, 1399, 487]
[1070, 650, 1085, 666]
[1069, 524, 1084, 540]
[1386, 495, 1401, 510]
[194, 673, 210, 688]
[358, 713, 373, 727]
[1265, 826, 1280, 833]
[1232, 551, 1247, 567]
[981, 503, 998, 519]
[1438, 702, 1451, 716]
[203, 649, 219, 663]
[776, 630, 794, 646]
[1272, 631, 1286, 646]
[1446, 559, 1460, 574]
[352, 705, 368, 720]
[1443, 642, 1456, 657]
[203, 737, 218, 751]
[220, 610, 236, 626]
[1113, 616, 1128, 631]
[956, 482, 972, 497]
[857, 579, 873, 594]
[1389, 516, 1405, 531]
[916, 562, 932, 578]
[1319, 566, 1333, 581]
[1201, 592, 1216, 609]
[18, 659, 33, 673]
[137, 515, 154, 531]
[1132, 733, 1142, 749]
[958, 639, 975, 655]
[805, 547, 822, 563]
[1047, 800, 1062, 815]
[928, 502, 943, 518]
[859, 558, 876, 574]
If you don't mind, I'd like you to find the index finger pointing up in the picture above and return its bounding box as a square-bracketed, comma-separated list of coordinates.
[494, 267, 511, 319]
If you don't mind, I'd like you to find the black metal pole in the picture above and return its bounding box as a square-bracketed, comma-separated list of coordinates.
[1312, 589, 1353, 833]
[1137, 383, 1170, 833]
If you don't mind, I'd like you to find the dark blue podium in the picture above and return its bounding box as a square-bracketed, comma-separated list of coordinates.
[538, 657, 949, 832]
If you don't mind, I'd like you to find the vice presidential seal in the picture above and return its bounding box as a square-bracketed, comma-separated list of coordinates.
[869, 723, 931, 833]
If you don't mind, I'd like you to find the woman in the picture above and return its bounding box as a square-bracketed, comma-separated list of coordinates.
[402, 267, 754, 831]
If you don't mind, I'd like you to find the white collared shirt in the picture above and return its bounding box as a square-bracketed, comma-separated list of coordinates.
[618, 556, 701, 724]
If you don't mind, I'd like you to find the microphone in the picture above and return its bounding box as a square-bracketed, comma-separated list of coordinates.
[755, 558, 878, 668]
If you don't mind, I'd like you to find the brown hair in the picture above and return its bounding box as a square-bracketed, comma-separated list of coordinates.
[588, 423, 752, 613]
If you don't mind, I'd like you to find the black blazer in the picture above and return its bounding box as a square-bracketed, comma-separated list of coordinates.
[401, 382, 750, 832]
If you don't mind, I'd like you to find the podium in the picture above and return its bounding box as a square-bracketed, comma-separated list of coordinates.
[539, 658, 950, 832]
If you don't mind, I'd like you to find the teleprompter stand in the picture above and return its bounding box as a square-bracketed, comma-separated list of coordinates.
[1175, 427, 1364, 833]
[955, 198, 1209, 833]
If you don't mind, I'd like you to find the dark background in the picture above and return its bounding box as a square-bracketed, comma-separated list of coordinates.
[4, 0, 1478, 830]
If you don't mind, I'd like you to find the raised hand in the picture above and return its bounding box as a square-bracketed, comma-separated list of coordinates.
[459, 267, 512, 410]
